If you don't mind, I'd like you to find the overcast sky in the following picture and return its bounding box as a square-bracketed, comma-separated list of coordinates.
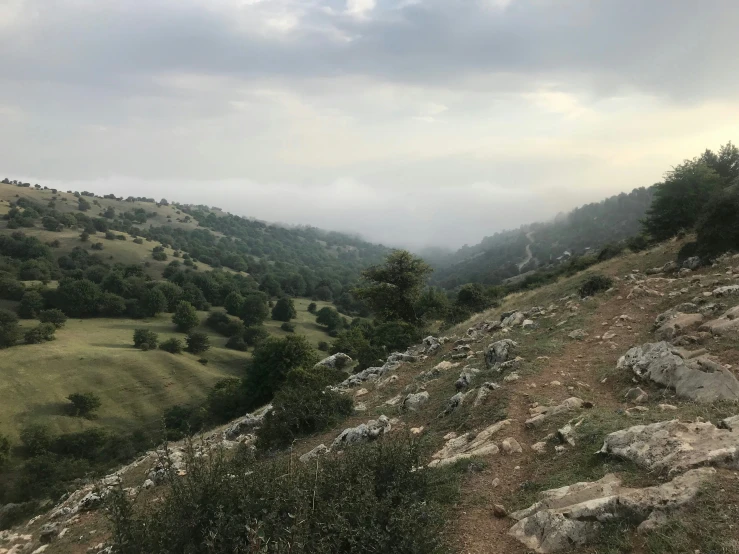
[1, 0, 738, 249]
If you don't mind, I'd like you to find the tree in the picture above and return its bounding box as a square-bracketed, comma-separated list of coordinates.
[141, 288, 168, 317]
[186, 331, 210, 354]
[0, 309, 22, 349]
[244, 335, 319, 409]
[67, 392, 102, 418]
[700, 142, 739, 186]
[18, 291, 45, 319]
[80, 231, 90, 242]
[696, 185, 739, 259]
[133, 328, 159, 349]
[240, 294, 269, 326]
[271, 297, 296, 322]
[160, 338, 184, 354]
[39, 308, 68, 328]
[643, 160, 723, 241]
[243, 325, 269, 347]
[99, 292, 127, 316]
[259, 275, 282, 297]
[315, 306, 343, 331]
[24, 323, 56, 344]
[307, 302, 317, 314]
[55, 278, 101, 317]
[223, 292, 244, 316]
[355, 250, 432, 324]
[172, 301, 200, 332]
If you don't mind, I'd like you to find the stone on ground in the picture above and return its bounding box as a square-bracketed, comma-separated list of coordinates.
[428, 420, 512, 467]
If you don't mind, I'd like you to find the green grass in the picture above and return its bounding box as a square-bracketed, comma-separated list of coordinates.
[262, 298, 337, 346]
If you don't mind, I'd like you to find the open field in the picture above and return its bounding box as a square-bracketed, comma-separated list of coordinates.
[263, 297, 337, 345]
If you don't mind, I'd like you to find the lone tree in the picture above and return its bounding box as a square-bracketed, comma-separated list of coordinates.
[172, 301, 200, 333]
[133, 328, 159, 350]
[355, 250, 432, 324]
[67, 392, 102, 418]
[271, 297, 296, 322]
[186, 331, 211, 354]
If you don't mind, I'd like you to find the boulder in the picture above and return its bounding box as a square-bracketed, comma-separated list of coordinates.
[683, 256, 701, 270]
[429, 420, 512, 467]
[421, 336, 442, 355]
[599, 419, 739, 474]
[299, 444, 329, 463]
[525, 398, 587, 428]
[654, 312, 703, 341]
[624, 387, 648, 404]
[617, 341, 739, 402]
[39, 523, 59, 544]
[501, 437, 523, 454]
[473, 382, 500, 407]
[508, 468, 714, 553]
[223, 406, 272, 440]
[402, 391, 430, 411]
[522, 319, 535, 330]
[331, 416, 391, 450]
[484, 339, 517, 369]
[700, 305, 739, 336]
[568, 329, 588, 340]
[502, 311, 526, 328]
[714, 285, 739, 297]
[314, 352, 353, 370]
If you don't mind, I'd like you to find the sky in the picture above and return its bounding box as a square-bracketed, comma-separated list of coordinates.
[1, 0, 738, 249]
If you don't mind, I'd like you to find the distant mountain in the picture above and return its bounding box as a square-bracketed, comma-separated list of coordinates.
[429, 186, 655, 289]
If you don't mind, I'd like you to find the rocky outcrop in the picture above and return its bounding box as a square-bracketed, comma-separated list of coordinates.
[701, 305, 739, 336]
[428, 420, 512, 467]
[599, 419, 739, 474]
[617, 341, 739, 402]
[525, 398, 588, 428]
[683, 256, 701, 270]
[713, 285, 739, 297]
[223, 405, 272, 441]
[331, 416, 391, 450]
[508, 468, 714, 553]
[299, 444, 328, 463]
[568, 329, 588, 340]
[402, 391, 429, 411]
[502, 311, 525, 328]
[484, 339, 517, 369]
[654, 312, 703, 341]
[314, 352, 353, 370]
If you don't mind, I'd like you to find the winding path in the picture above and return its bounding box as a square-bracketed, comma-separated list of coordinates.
[518, 231, 535, 271]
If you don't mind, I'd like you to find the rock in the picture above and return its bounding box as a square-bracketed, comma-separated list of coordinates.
[433, 361, 458, 372]
[568, 329, 588, 340]
[654, 312, 704, 341]
[658, 403, 677, 411]
[354, 388, 368, 398]
[700, 305, 739, 336]
[421, 336, 442, 355]
[39, 523, 59, 543]
[719, 415, 739, 431]
[617, 341, 739, 402]
[522, 319, 535, 329]
[441, 391, 467, 416]
[683, 256, 701, 270]
[557, 423, 577, 446]
[602, 331, 616, 340]
[223, 406, 272, 440]
[331, 416, 391, 450]
[531, 441, 547, 454]
[484, 339, 517, 369]
[314, 352, 353, 370]
[429, 420, 512, 467]
[713, 285, 739, 297]
[142, 479, 154, 489]
[599, 419, 739, 474]
[387, 352, 418, 364]
[493, 504, 508, 518]
[503, 372, 520, 382]
[662, 261, 679, 273]
[473, 382, 500, 407]
[78, 492, 102, 511]
[335, 361, 400, 389]
[384, 394, 402, 406]
[402, 391, 430, 411]
[31, 546, 49, 554]
[299, 444, 329, 463]
[501, 437, 523, 454]
[525, 398, 588, 428]
[508, 468, 714, 553]
[625, 387, 648, 404]
[502, 312, 526, 328]
[410, 426, 424, 435]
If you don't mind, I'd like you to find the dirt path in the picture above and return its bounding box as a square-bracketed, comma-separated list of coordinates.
[518, 231, 535, 271]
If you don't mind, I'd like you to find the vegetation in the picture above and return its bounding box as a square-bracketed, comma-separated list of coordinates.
[271, 297, 297, 322]
[578, 274, 614, 298]
[185, 331, 210, 354]
[66, 392, 102, 418]
[24, 323, 56, 344]
[133, 328, 159, 350]
[159, 337, 184, 354]
[38, 308, 67, 328]
[171, 301, 200, 332]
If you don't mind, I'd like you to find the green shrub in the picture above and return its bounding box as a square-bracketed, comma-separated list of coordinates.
[17, 291, 45, 319]
[152, 251, 167, 261]
[626, 234, 650, 252]
[24, 323, 56, 344]
[280, 321, 295, 332]
[133, 328, 159, 349]
[0, 434, 10, 466]
[38, 309, 67, 328]
[597, 242, 625, 261]
[133, 237, 143, 245]
[307, 302, 317, 313]
[66, 392, 102, 418]
[317, 341, 329, 351]
[225, 335, 248, 351]
[109, 437, 454, 554]
[20, 424, 53, 456]
[0, 308, 22, 349]
[159, 338, 184, 354]
[578, 274, 614, 298]
[91, 242, 104, 250]
[677, 241, 699, 263]
[243, 325, 269, 346]
[172, 301, 200, 332]
[271, 297, 296, 322]
[186, 331, 210, 354]
[205, 379, 248, 423]
[0, 278, 26, 301]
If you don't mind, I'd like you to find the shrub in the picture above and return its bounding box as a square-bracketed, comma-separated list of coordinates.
[205, 379, 247, 423]
[578, 274, 614, 298]
[225, 335, 248, 351]
[91, 242, 104, 250]
[315, 306, 343, 331]
[596, 242, 625, 262]
[152, 251, 167, 261]
[243, 325, 269, 347]
[99, 292, 127, 316]
[677, 241, 699, 263]
[79, 231, 90, 242]
[317, 341, 329, 351]
[133, 238, 143, 244]
[280, 321, 295, 333]
[38, 309, 67, 328]
[20, 424, 53, 456]
[186, 331, 210, 354]
[0, 309, 22, 349]
[307, 302, 317, 313]
[159, 338, 184, 354]
[17, 291, 45, 319]
[271, 297, 296, 322]
[695, 185, 739, 259]
[133, 328, 159, 349]
[172, 301, 200, 333]
[108, 436, 454, 554]
[24, 323, 56, 344]
[0, 434, 10, 467]
[66, 392, 102, 418]
[198, 358, 208, 365]
[0, 278, 26, 301]
[626, 234, 650, 253]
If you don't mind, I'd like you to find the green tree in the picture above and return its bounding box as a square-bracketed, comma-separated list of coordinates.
[24, 323, 56, 344]
[172, 301, 200, 332]
[696, 184, 739, 259]
[243, 325, 269, 347]
[307, 302, 317, 313]
[159, 338, 184, 354]
[18, 291, 45, 319]
[133, 328, 159, 349]
[55, 278, 101, 317]
[244, 335, 318, 409]
[315, 306, 343, 331]
[223, 291, 244, 316]
[38, 308, 67, 328]
[67, 392, 102, 418]
[355, 250, 432, 324]
[0, 309, 22, 349]
[240, 294, 269, 326]
[141, 288, 168, 317]
[20, 424, 53, 456]
[643, 160, 723, 241]
[186, 331, 210, 354]
[271, 297, 296, 322]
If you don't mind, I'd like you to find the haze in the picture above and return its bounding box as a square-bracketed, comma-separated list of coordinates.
[1, 0, 738, 249]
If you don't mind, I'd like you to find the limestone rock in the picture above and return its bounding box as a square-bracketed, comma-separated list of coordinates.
[501, 437, 523, 454]
[485, 339, 517, 369]
[701, 305, 739, 336]
[525, 398, 587, 428]
[331, 416, 391, 450]
[624, 387, 648, 404]
[683, 256, 701, 270]
[508, 468, 714, 553]
[568, 329, 588, 340]
[402, 391, 430, 411]
[654, 312, 703, 341]
[617, 341, 739, 402]
[502, 311, 526, 328]
[314, 352, 353, 370]
[299, 444, 329, 463]
[429, 420, 512, 467]
[714, 285, 739, 297]
[599, 419, 739, 474]
[223, 406, 272, 441]
[473, 382, 500, 407]
[522, 319, 535, 330]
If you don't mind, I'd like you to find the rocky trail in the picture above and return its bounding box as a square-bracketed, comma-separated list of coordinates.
[5, 243, 739, 554]
[518, 231, 535, 271]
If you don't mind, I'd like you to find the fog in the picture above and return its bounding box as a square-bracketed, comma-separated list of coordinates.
[2, 0, 739, 249]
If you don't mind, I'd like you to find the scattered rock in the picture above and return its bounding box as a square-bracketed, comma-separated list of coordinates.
[525, 398, 588, 428]
[314, 352, 353, 370]
[625, 387, 648, 404]
[429, 420, 512, 467]
[39, 523, 59, 544]
[473, 382, 500, 407]
[658, 403, 677, 411]
[531, 442, 547, 454]
[701, 305, 739, 336]
[402, 391, 430, 411]
[493, 504, 508, 518]
[223, 406, 271, 440]
[568, 329, 588, 340]
[484, 339, 517, 369]
[501, 437, 523, 454]
[299, 444, 329, 463]
[683, 256, 701, 270]
[602, 331, 617, 340]
[354, 388, 368, 398]
[508, 468, 714, 553]
[617, 341, 739, 402]
[331, 416, 391, 450]
[522, 319, 535, 330]
[713, 285, 739, 297]
[502, 312, 526, 328]
[654, 312, 704, 341]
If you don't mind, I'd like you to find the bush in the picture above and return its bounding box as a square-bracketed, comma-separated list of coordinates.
[597, 242, 625, 261]
[0, 309, 22, 349]
[159, 338, 184, 354]
[225, 335, 248, 351]
[91, 242, 104, 250]
[317, 341, 329, 351]
[133, 237, 143, 244]
[626, 234, 650, 253]
[186, 331, 210, 354]
[109, 436, 454, 554]
[0, 278, 26, 301]
[280, 321, 295, 333]
[243, 325, 269, 347]
[38, 309, 67, 328]
[133, 328, 159, 349]
[172, 301, 200, 333]
[0, 434, 10, 467]
[695, 185, 739, 259]
[677, 241, 699, 263]
[24, 323, 56, 344]
[205, 379, 248, 423]
[79, 231, 90, 242]
[578, 274, 614, 298]
[66, 392, 102, 418]
[271, 297, 296, 322]
[152, 251, 167, 261]
[20, 424, 53, 456]
[17, 291, 45, 319]
[307, 302, 317, 313]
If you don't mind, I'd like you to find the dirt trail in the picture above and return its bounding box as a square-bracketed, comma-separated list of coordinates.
[518, 231, 535, 271]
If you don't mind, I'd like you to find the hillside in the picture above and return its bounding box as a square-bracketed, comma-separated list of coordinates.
[428, 186, 655, 289]
[7, 237, 739, 553]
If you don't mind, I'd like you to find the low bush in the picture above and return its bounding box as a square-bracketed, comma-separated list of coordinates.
[159, 338, 183, 354]
[186, 331, 210, 354]
[38, 308, 67, 328]
[24, 323, 56, 344]
[109, 437, 455, 554]
[133, 328, 159, 350]
[225, 335, 248, 351]
[66, 392, 102, 418]
[578, 274, 614, 298]
[280, 321, 295, 332]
